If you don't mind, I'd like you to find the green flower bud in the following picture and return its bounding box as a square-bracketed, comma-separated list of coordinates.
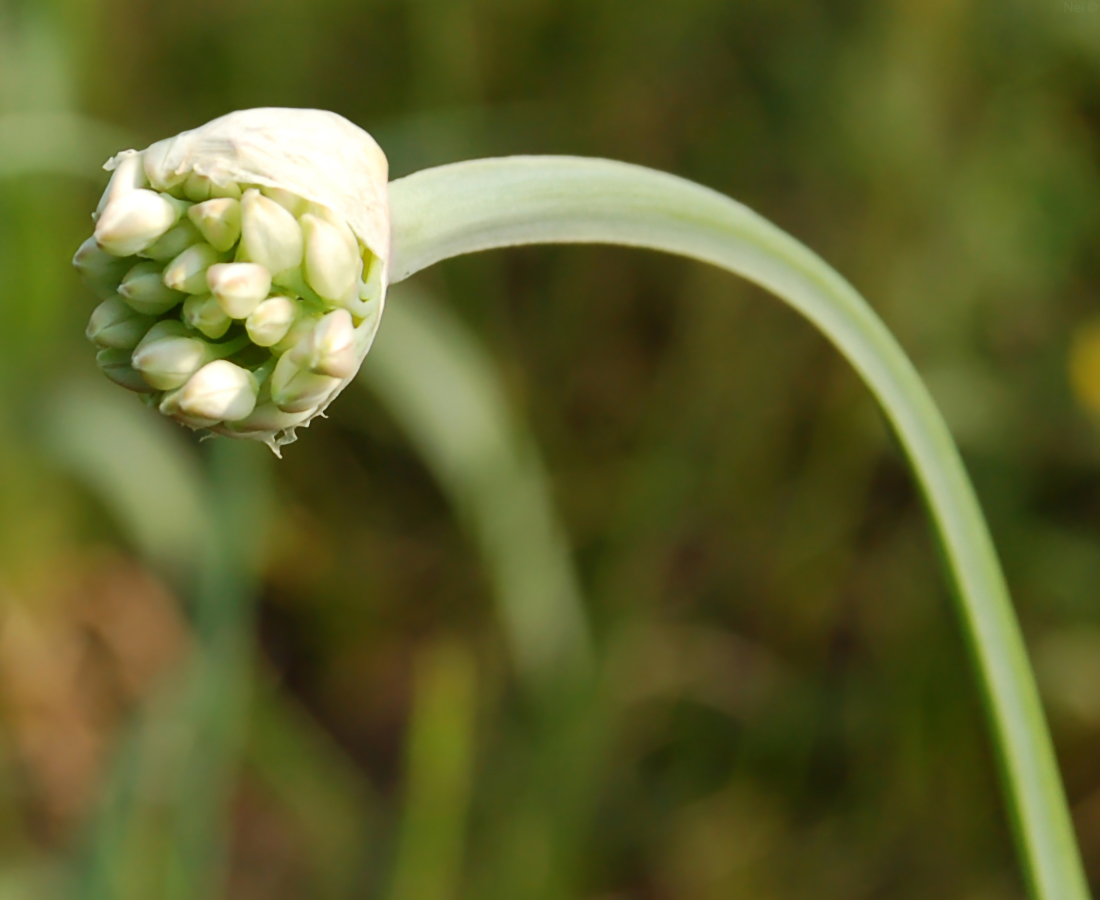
[220, 401, 313, 437]
[182, 172, 243, 202]
[268, 310, 320, 356]
[96, 348, 156, 393]
[239, 188, 303, 275]
[262, 186, 308, 217]
[174, 360, 258, 422]
[86, 297, 155, 349]
[94, 150, 147, 222]
[119, 261, 185, 315]
[141, 218, 201, 261]
[246, 295, 298, 347]
[206, 261, 271, 318]
[182, 171, 212, 202]
[181, 293, 232, 339]
[162, 242, 221, 294]
[212, 182, 242, 200]
[307, 308, 359, 378]
[301, 212, 360, 303]
[131, 322, 213, 390]
[73, 236, 131, 300]
[188, 198, 241, 253]
[95, 189, 187, 257]
[270, 344, 341, 413]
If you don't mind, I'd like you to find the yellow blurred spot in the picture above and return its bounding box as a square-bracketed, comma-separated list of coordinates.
[1069, 320, 1100, 413]
[1035, 627, 1100, 728]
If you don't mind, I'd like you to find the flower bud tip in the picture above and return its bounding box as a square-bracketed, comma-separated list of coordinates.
[246, 295, 297, 347]
[181, 293, 232, 339]
[308, 308, 360, 378]
[206, 261, 272, 318]
[86, 297, 155, 349]
[96, 348, 156, 393]
[73, 236, 131, 300]
[301, 212, 360, 303]
[131, 325, 212, 391]
[94, 151, 147, 223]
[176, 360, 258, 422]
[140, 219, 201, 261]
[239, 188, 303, 275]
[188, 198, 242, 253]
[95, 189, 186, 257]
[162, 243, 221, 294]
[119, 261, 185, 315]
[270, 346, 341, 413]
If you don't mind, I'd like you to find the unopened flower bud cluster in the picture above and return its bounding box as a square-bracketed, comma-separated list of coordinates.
[72, 108, 390, 452]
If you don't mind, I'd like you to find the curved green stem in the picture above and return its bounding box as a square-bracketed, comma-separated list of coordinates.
[386, 156, 1090, 900]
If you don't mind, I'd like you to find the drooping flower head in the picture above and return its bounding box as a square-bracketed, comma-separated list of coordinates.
[73, 108, 389, 453]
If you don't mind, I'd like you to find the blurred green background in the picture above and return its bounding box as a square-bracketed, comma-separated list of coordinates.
[2, 0, 1100, 898]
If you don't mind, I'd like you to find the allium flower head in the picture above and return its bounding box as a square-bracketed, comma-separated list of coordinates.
[73, 108, 389, 452]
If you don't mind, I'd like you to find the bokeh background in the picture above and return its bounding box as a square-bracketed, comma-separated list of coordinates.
[2, 0, 1100, 898]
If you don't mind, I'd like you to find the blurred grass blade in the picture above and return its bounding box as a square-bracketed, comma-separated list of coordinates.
[47, 379, 370, 900]
[246, 673, 379, 900]
[164, 439, 269, 900]
[387, 157, 1090, 900]
[385, 640, 478, 900]
[66, 440, 267, 900]
[42, 378, 206, 576]
[360, 286, 593, 690]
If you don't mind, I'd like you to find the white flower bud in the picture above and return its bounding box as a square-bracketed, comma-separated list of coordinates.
[246, 295, 297, 346]
[188, 198, 241, 253]
[85, 108, 391, 449]
[182, 293, 232, 339]
[155, 388, 218, 428]
[307, 308, 359, 378]
[270, 345, 341, 413]
[174, 360, 258, 422]
[95, 189, 187, 257]
[239, 188, 303, 275]
[301, 212, 360, 303]
[86, 297, 155, 349]
[162, 243, 221, 294]
[141, 219, 201, 261]
[73, 236, 131, 300]
[119, 261, 185, 315]
[94, 150, 147, 222]
[206, 261, 272, 318]
[96, 348, 157, 393]
[131, 322, 213, 390]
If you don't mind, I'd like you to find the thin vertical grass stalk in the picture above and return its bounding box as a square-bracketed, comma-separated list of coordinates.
[386, 156, 1090, 900]
[359, 285, 593, 691]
